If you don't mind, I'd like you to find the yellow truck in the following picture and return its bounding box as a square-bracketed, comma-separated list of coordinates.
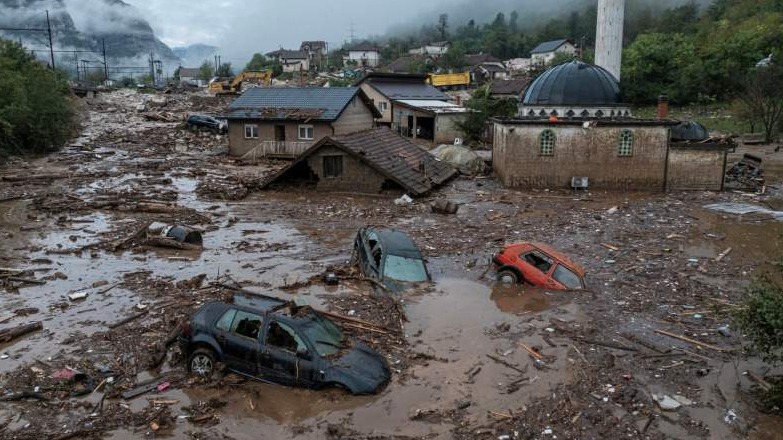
[209, 70, 272, 95]
[427, 72, 471, 90]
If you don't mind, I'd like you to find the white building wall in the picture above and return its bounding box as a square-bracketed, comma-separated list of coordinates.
[595, 0, 626, 82]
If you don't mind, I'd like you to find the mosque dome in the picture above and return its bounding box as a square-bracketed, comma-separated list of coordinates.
[523, 60, 620, 106]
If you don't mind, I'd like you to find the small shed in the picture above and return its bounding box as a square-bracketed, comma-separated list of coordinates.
[261, 127, 458, 196]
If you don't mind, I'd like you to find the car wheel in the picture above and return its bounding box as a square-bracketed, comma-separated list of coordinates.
[497, 269, 519, 284]
[188, 348, 216, 376]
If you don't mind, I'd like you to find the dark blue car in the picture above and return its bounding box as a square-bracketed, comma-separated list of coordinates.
[179, 297, 390, 395]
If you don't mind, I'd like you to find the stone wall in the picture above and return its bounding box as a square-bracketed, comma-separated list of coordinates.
[493, 123, 669, 190]
[667, 145, 726, 191]
[304, 145, 390, 193]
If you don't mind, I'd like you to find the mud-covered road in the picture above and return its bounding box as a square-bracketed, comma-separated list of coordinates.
[1, 90, 783, 439]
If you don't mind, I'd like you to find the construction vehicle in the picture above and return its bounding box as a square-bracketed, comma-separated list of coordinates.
[209, 70, 272, 95]
[427, 72, 471, 90]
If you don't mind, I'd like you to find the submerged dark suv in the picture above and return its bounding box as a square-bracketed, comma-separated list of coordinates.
[179, 296, 390, 395]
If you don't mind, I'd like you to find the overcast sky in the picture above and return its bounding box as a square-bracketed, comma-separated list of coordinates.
[122, 0, 706, 67]
[124, 0, 461, 66]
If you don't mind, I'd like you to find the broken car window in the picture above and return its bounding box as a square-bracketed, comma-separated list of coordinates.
[300, 314, 344, 357]
[230, 310, 264, 339]
[383, 255, 428, 282]
[522, 251, 553, 273]
[552, 265, 584, 290]
[267, 321, 306, 353]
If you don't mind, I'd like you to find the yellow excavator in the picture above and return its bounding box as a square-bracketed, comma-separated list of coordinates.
[209, 70, 272, 95]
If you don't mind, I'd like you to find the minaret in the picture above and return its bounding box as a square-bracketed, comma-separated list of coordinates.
[595, 0, 625, 82]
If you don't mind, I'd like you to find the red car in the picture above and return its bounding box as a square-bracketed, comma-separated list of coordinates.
[492, 242, 586, 290]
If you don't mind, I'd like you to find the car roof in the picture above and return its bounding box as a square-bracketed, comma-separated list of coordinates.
[362, 227, 423, 259]
[200, 297, 324, 325]
[508, 242, 586, 277]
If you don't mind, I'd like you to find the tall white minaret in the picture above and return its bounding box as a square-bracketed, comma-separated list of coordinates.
[595, 0, 626, 82]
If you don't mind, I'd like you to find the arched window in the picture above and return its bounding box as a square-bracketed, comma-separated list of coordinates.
[618, 129, 634, 157]
[540, 129, 556, 156]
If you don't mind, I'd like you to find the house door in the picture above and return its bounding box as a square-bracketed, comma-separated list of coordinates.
[274, 125, 286, 141]
[407, 115, 414, 138]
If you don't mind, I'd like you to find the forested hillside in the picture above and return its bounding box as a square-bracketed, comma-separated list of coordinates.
[375, 0, 783, 106]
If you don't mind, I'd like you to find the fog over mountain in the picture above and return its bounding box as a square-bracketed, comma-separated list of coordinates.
[0, 0, 180, 76]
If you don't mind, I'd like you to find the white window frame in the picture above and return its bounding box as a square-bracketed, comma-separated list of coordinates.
[378, 101, 388, 112]
[244, 124, 258, 139]
[298, 124, 314, 140]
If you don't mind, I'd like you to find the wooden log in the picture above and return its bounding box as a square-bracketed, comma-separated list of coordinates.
[317, 309, 392, 332]
[147, 319, 184, 369]
[111, 221, 152, 251]
[6, 277, 46, 285]
[715, 247, 733, 262]
[145, 237, 202, 251]
[655, 329, 728, 352]
[0, 322, 43, 343]
[621, 332, 670, 353]
[575, 337, 638, 352]
[486, 354, 527, 374]
[518, 342, 544, 360]
[107, 310, 148, 329]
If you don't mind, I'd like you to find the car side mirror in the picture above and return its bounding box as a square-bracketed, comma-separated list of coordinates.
[296, 347, 310, 359]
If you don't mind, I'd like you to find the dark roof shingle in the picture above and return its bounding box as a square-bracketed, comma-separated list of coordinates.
[530, 39, 571, 54]
[226, 87, 361, 121]
[490, 78, 530, 95]
[265, 128, 458, 196]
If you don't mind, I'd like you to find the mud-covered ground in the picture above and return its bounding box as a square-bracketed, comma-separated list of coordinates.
[1, 89, 783, 440]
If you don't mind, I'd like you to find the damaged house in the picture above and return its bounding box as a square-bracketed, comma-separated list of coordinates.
[261, 127, 458, 196]
[225, 87, 381, 158]
[493, 60, 729, 191]
[356, 73, 469, 144]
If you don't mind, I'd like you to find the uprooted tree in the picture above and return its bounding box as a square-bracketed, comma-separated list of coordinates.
[737, 63, 783, 143]
[0, 39, 75, 160]
[735, 274, 783, 411]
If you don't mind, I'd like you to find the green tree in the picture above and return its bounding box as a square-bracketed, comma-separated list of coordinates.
[437, 14, 449, 40]
[621, 33, 703, 104]
[0, 39, 74, 158]
[245, 53, 268, 71]
[736, 64, 783, 143]
[199, 61, 213, 81]
[439, 42, 466, 69]
[736, 277, 783, 410]
[217, 62, 233, 77]
[456, 84, 516, 143]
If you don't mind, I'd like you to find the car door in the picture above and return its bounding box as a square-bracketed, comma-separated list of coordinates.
[217, 309, 264, 375]
[355, 231, 380, 280]
[258, 319, 317, 387]
[518, 250, 554, 286]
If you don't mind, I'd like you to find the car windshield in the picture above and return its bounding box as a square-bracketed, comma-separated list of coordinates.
[552, 264, 584, 290]
[383, 255, 428, 282]
[300, 315, 345, 357]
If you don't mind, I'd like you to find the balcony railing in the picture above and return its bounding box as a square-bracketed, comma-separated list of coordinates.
[240, 140, 312, 160]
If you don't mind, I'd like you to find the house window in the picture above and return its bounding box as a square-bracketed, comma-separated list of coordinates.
[298, 124, 314, 140]
[618, 129, 634, 156]
[378, 101, 388, 112]
[539, 129, 556, 156]
[323, 155, 343, 177]
[244, 124, 258, 139]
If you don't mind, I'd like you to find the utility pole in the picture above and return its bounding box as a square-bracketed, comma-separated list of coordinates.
[149, 52, 155, 86]
[102, 38, 108, 81]
[214, 55, 218, 76]
[45, 9, 55, 70]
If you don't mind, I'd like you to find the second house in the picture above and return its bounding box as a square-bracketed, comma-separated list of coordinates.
[226, 87, 381, 158]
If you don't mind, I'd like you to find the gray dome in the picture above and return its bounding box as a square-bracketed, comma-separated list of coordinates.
[523, 60, 621, 106]
[671, 121, 709, 141]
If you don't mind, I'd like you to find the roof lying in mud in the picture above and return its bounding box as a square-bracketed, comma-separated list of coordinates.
[261, 127, 458, 196]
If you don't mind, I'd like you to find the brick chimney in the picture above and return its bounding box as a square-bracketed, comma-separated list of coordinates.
[657, 95, 669, 119]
